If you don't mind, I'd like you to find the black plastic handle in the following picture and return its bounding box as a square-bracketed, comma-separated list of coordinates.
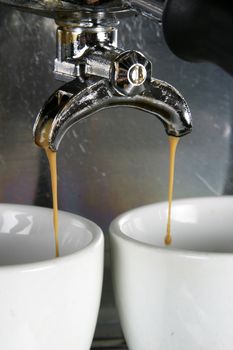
[162, 0, 233, 75]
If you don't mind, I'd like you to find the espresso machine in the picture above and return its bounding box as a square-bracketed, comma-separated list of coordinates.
[0, 1, 232, 348]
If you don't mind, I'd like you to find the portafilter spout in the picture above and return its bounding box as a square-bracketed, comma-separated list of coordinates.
[34, 53, 191, 151]
[33, 19, 191, 151]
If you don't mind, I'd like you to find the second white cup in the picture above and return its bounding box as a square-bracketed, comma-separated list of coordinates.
[110, 196, 233, 350]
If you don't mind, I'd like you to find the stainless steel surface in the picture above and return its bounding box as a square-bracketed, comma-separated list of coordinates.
[56, 24, 118, 60]
[0, 5, 233, 345]
[131, 0, 164, 20]
[0, 0, 163, 20]
[0, 0, 133, 18]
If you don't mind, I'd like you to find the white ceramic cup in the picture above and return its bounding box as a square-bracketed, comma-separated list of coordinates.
[110, 196, 233, 350]
[0, 204, 104, 350]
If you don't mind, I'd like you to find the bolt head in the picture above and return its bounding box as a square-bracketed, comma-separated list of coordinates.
[111, 50, 152, 96]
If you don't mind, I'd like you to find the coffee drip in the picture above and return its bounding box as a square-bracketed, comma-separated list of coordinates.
[46, 149, 59, 257]
[35, 120, 59, 257]
[37, 116, 179, 256]
[165, 136, 179, 245]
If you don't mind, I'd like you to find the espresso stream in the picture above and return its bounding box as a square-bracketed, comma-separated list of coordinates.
[46, 149, 59, 257]
[38, 120, 59, 257]
[39, 121, 179, 255]
[165, 136, 179, 245]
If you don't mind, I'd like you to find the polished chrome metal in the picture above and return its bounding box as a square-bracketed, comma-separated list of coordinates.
[33, 76, 191, 151]
[33, 10, 191, 149]
[111, 50, 152, 96]
[128, 64, 147, 85]
[33, 8, 191, 148]
[56, 23, 118, 62]
[54, 23, 119, 80]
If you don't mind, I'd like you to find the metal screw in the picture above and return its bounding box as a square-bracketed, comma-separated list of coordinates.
[128, 64, 147, 86]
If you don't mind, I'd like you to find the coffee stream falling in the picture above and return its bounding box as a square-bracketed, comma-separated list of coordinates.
[46, 149, 59, 257]
[46, 134, 178, 251]
[37, 119, 179, 254]
[165, 136, 180, 245]
[38, 120, 59, 257]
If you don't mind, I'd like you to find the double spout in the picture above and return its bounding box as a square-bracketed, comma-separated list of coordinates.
[34, 75, 191, 151]
[33, 22, 192, 151]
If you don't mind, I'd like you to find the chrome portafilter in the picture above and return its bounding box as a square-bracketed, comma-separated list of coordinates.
[0, 1, 192, 147]
[33, 25, 192, 150]
[33, 75, 192, 151]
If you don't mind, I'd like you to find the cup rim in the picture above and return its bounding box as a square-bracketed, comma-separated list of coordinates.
[0, 203, 103, 271]
[109, 196, 233, 259]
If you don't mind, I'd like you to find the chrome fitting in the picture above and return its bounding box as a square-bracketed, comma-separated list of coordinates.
[33, 4, 192, 151]
[111, 50, 152, 96]
[54, 20, 118, 81]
